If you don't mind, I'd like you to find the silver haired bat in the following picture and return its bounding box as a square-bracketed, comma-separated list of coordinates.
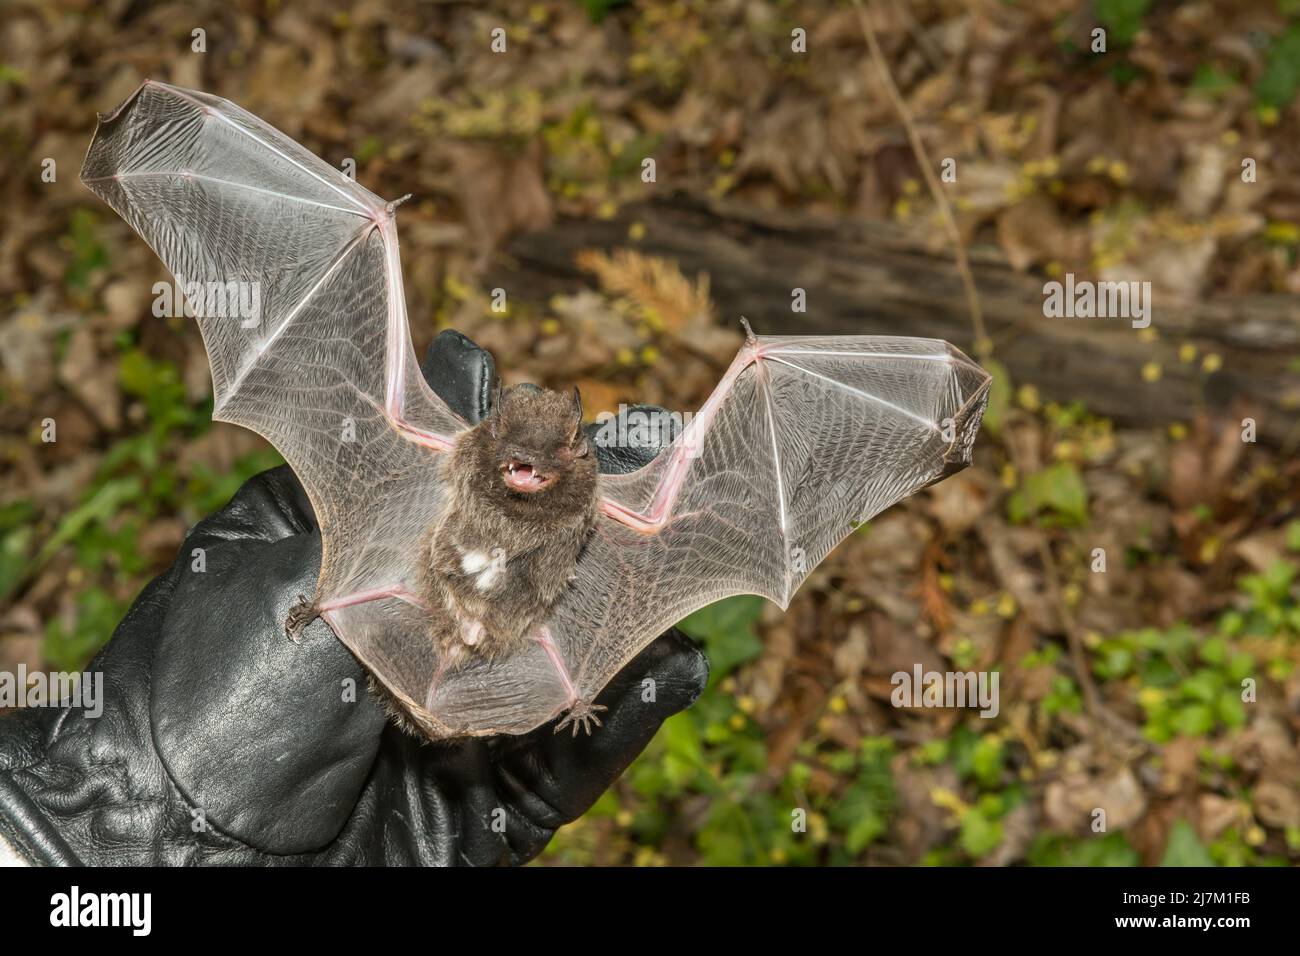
[419, 386, 603, 731]
[81, 81, 991, 741]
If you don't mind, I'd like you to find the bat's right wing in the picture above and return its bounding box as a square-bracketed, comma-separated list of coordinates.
[423, 331, 989, 736]
[81, 82, 468, 709]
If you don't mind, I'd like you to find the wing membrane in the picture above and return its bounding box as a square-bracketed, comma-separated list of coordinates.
[81, 82, 464, 701]
[423, 335, 990, 734]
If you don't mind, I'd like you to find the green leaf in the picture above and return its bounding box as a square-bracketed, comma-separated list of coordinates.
[1175, 703, 1215, 737]
[1285, 521, 1300, 554]
[960, 810, 1004, 858]
[1028, 832, 1139, 866]
[678, 595, 765, 685]
[1008, 462, 1089, 527]
[1160, 821, 1216, 867]
[1190, 63, 1237, 98]
[1256, 24, 1300, 109]
[1095, 0, 1152, 45]
[579, 0, 631, 25]
[1215, 689, 1246, 729]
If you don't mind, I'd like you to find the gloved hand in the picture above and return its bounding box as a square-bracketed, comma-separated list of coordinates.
[0, 331, 707, 866]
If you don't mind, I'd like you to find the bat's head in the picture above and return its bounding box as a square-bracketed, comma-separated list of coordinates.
[462, 384, 598, 511]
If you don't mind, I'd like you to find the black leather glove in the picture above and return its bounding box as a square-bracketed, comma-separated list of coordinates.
[0, 331, 707, 866]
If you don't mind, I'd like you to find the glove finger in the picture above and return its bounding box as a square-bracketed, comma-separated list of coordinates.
[588, 403, 683, 475]
[420, 330, 496, 424]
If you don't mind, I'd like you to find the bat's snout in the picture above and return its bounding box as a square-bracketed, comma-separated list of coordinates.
[499, 455, 556, 493]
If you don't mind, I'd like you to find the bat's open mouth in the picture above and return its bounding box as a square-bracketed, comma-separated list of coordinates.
[501, 459, 555, 493]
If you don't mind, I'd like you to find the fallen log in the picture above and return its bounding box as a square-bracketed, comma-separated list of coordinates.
[496, 196, 1300, 446]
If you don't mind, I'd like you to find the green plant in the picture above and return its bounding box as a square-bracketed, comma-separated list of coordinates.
[1256, 23, 1300, 109]
[1095, 0, 1152, 45]
[1007, 462, 1089, 527]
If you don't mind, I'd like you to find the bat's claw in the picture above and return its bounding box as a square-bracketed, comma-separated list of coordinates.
[554, 700, 607, 737]
[284, 594, 319, 644]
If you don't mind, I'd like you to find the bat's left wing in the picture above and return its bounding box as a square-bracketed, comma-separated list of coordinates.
[425, 328, 990, 735]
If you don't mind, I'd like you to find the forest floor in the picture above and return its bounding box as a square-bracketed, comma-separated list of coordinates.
[1, 0, 1299, 865]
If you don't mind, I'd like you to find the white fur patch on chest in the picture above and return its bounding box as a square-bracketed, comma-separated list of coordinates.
[459, 547, 504, 591]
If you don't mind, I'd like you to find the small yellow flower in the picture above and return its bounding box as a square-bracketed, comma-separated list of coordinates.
[737, 695, 756, 714]
[809, 812, 829, 844]
[1264, 221, 1300, 245]
[728, 713, 746, 731]
[1179, 343, 1197, 363]
[1202, 353, 1223, 373]
[930, 787, 968, 816]
[539, 318, 561, 336]
[996, 593, 1018, 618]
[1220, 130, 1240, 147]
[1017, 384, 1040, 411]
[1168, 422, 1188, 441]
[1141, 362, 1161, 383]
[828, 695, 848, 715]
[1138, 687, 1165, 709]
[628, 221, 646, 241]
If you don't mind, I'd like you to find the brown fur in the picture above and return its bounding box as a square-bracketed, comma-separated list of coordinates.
[421, 386, 599, 666]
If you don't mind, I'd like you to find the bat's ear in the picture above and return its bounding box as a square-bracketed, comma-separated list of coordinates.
[571, 386, 585, 440]
[489, 379, 504, 437]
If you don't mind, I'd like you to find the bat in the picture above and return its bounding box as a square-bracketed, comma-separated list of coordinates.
[80, 81, 991, 740]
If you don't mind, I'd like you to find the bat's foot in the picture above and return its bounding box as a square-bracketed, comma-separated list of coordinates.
[284, 594, 320, 644]
[554, 699, 607, 737]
